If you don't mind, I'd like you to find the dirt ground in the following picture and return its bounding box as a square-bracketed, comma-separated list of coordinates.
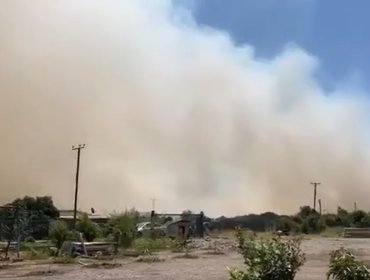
[1, 237, 370, 280]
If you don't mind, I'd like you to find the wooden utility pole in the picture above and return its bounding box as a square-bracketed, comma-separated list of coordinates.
[310, 182, 321, 211]
[318, 199, 322, 216]
[150, 198, 156, 211]
[72, 144, 86, 228]
[354, 202, 357, 211]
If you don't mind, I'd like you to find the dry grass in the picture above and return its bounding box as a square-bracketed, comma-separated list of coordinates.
[136, 255, 164, 263]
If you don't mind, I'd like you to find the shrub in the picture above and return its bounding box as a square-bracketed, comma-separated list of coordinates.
[133, 237, 174, 253]
[106, 213, 137, 248]
[24, 246, 49, 260]
[49, 220, 69, 249]
[327, 247, 370, 280]
[276, 216, 300, 234]
[301, 213, 326, 234]
[228, 228, 305, 280]
[76, 213, 100, 242]
[24, 236, 36, 243]
[350, 211, 370, 228]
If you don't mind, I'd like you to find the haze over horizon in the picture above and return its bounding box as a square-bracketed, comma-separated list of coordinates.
[1, 0, 370, 217]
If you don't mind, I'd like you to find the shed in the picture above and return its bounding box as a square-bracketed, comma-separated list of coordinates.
[166, 219, 193, 239]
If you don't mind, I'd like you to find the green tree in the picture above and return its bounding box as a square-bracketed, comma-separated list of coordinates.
[336, 206, 350, 227]
[298, 205, 315, 218]
[350, 210, 370, 228]
[76, 213, 100, 242]
[0, 206, 30, 258]
[49, 220, 69, 249]
[8, 196, 59, 239]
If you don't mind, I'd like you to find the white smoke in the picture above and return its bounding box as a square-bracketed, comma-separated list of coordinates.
[0, 0, 369, 216]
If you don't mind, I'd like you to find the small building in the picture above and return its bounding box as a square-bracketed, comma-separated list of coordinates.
[166, 219, 193, 239]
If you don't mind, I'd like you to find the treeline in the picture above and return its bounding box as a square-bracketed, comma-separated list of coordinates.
[211, 206, 370, 234]
[3, 195, 370, 239]
[0, 196, 59, 240]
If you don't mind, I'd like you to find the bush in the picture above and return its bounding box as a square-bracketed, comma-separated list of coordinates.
[301, 213, 326, 234]
[133, 237, 174, 253]
[276, 216, 300, 234]
[106, 213, 137, 248]
[228, 228, 305, 280]
[76, 213, 100, 242]
[350, 210, 370, 228]
[49, 220, 69, 249]
[327, 247, 370, 280]
[24, 245, 49, 260]
[24, 236, 36, 243]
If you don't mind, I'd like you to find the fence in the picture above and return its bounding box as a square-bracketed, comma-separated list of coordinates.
[343, 227, 370, 238]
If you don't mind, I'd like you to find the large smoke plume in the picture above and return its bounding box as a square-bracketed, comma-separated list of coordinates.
[0, 0, 369, 216]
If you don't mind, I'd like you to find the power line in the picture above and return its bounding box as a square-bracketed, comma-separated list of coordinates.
[310, 182, 321, 211]
[72, 144, 86, 228]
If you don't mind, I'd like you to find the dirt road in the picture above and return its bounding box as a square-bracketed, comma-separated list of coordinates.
[1, 237, 370, 280]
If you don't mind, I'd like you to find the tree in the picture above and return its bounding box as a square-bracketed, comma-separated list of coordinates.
[49, 220, 69, 250]
[0, 206, 31, 258]
[298, 205, 314, 218]
[350, 210, 370, 228]
[76, 213, 100, 242]
[294, 206, 326, 234]
[181, 210, 193, 221]
[336, 206, 350, 227]
[4, 196, 59, 239]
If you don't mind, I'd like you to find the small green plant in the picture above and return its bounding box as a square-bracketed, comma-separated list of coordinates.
[49, 220, 69, 250]
[327, 247, 370, 280]
[228, 228, 305, 280]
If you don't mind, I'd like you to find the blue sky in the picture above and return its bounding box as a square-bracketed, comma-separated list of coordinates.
[178, 0, 370, 91]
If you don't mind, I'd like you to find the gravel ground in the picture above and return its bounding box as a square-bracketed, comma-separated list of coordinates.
[1, 237, 370, 280]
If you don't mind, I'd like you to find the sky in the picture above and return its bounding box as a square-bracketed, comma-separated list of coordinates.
[185, 0, 370, 91]
[1, 1, 370, 217]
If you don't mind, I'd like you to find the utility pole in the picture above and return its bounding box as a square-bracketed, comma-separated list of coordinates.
[354, 202, 357, 211]
[150, 198, 156, 238]
[310, 182, 321, 211]
[150, 198, 156, 211]
[72, 144, 86, 228]
[318, 199, 322, 216]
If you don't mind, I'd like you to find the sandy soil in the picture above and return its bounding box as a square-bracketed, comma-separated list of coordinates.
[1, 237, 370, 280]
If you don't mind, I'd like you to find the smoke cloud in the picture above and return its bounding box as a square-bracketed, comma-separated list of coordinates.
[0, 0, 369, 216]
